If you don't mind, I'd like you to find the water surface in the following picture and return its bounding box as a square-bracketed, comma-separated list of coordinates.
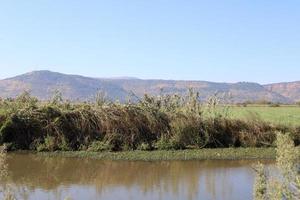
[1, 153, 273, 200]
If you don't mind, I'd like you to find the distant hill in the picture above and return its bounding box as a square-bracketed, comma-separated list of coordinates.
[0, 70, 297, 103]
[264, 81, 300, 102]
[0, 71, 129, 101]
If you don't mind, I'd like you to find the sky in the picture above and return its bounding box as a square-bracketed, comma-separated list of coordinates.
[0, 0, 299, 84]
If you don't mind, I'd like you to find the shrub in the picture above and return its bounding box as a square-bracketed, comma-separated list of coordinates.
[253, 163, 267, 200]
[154, 136, 176, 150]
[170, 115, 206, 149]
[0, 113, 43, 150]
[0, 92, 299, 152]
[58, 136, 71, 151]
[87, 141, 112, 152]
[269, 103, 280, 107]
[0, 145, 17, 200]
[137, 142, 151, 151]
[256, 100, 272, 105]
[253, 132, 300, 199]
[37, 135, 56, 152]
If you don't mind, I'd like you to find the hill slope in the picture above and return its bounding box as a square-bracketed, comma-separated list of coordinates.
[105, 79, 290, 103]
[0, 70, 129, 101]
[0, 70, 296, 103]
[265, 81, 300, 102]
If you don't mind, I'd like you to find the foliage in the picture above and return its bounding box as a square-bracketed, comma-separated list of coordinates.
[0, 92, 299, 152]
[87, 141, 113, 152]
[253, 163, 267, 200]
[39, 148, 279, 161]
[0, 146, 17, 200]
[253, 132, 300, 199]
[136, 142, 151, 151]
[0, 146, 8, 180]
[268, 103, 280, 107]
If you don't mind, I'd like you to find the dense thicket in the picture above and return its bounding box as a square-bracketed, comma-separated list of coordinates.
[0, 91, 299, 151]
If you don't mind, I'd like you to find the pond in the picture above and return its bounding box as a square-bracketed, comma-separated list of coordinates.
[1, 153, 273, 200]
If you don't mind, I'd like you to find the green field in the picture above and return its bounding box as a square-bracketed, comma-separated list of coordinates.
[227, 105, 300, 126]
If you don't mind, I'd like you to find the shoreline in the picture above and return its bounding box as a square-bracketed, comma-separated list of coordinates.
[11, 148, 277, 161]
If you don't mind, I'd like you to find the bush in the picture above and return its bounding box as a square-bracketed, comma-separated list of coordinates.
[36, 135, 56, 152]
[0, 113, 43, 150]
[137, 142, 151, 151]
[253, 132, 300, 199]
[170, 115, 206, 149]
[154, 136, 177, 150]
[87, 141, 113, 152]
[0, 92, 299, 152]
[269, 103, 280, 107]
[236, 103, 248, 107]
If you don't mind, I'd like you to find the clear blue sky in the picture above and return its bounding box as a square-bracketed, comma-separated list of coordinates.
[0, 0, 299, 83]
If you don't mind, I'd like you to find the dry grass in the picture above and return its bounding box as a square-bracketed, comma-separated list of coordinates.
[0, 145, 16, 200]
[253, 132, 300, 200]
[0, 92, 299, 152]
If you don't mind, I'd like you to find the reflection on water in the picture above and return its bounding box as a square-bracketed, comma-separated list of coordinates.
[1, 153, 273, 200]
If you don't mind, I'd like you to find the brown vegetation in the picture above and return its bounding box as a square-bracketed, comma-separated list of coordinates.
[0, 91, 299, 152]
[253, 132, 300, 199]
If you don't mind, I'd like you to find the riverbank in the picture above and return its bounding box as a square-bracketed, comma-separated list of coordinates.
[30, 148, 278, 161]
[1, 93, 300, 152]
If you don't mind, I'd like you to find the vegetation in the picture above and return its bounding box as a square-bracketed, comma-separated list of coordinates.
[36, 148, 277, 161]
[0, 91, 299, 152]
[228, 105, 300, 126]
[253, 132, 300, 199]
[241, 100, 278, 106]
[0, 146, 16, 200]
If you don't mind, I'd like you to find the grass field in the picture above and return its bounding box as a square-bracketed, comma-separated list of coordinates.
[226, 105, 300, 126]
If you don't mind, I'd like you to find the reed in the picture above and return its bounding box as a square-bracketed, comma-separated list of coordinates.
[0, 92, 299, 152]
[0, 146, 16, 200]
[253, 132, 300, 199]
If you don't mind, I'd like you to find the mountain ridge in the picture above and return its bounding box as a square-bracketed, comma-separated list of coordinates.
[0, 70, 298, 103]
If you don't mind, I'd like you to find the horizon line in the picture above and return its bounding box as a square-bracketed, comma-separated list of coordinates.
[1, 69, 299, 85]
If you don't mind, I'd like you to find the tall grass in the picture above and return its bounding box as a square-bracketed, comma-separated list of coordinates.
[0, 146, 16, 200]
[253, 132, 300, 200]
[0, 91, 299, 152]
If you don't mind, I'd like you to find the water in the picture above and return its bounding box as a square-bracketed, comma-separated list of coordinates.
[2, 153, 273, 200]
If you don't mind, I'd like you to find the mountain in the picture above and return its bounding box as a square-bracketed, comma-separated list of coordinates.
[0, 70, 129, 101]
[0, 70, 297, 103]
[264, 81, 300, 102]
[104, 79, 290, 103]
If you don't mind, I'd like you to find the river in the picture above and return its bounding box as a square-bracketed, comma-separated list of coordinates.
[1, 153, 273, 200]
